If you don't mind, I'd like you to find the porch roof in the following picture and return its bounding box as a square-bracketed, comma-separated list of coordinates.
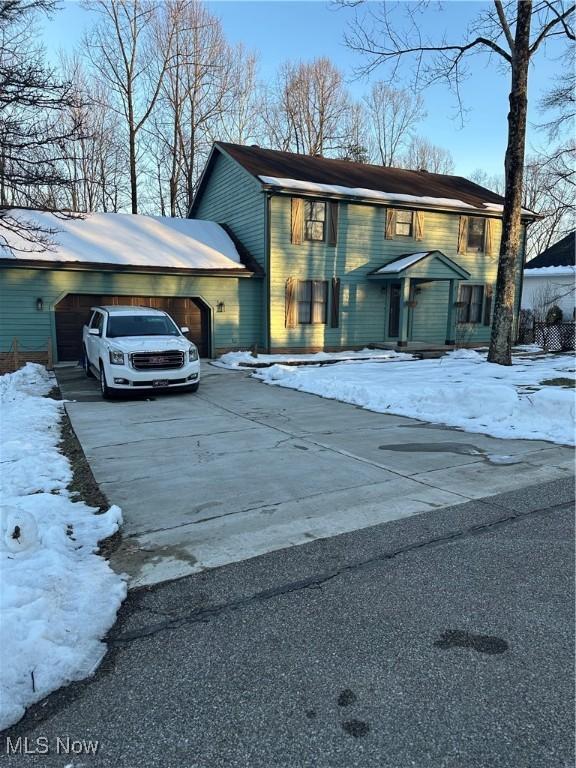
[369, 250, 470, 281]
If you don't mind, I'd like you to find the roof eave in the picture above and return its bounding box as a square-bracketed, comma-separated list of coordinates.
[262, 185, 537, 220]
[0, 257, 260, 278]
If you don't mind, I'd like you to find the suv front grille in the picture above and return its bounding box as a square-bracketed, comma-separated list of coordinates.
[130, 350, 185, 370]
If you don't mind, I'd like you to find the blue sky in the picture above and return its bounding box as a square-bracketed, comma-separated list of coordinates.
[42, 1, 565, 177]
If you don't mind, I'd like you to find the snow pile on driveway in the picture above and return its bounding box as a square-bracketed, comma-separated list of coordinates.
[214, 348, 414, 369]
[0, 364, 126, 731]
[255, 350, 575, 445]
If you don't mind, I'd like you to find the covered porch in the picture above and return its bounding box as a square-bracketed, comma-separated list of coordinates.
[368, 250, 471, 347]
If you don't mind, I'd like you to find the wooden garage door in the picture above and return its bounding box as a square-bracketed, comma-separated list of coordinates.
[55, 295, 210, 361]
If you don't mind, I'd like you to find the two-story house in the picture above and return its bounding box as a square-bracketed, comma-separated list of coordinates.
[191, 142, 536, 353]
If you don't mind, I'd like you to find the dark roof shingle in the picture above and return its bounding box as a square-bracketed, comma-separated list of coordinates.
[216, 142, 509, 211]
[525, 231, 575, 268]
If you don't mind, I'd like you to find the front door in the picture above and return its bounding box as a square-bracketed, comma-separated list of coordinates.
[388, 282, 401, 338]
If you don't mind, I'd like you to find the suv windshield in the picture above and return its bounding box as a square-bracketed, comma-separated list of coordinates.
[106, 315, 180, 338]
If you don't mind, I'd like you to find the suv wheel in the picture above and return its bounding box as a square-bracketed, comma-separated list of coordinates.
[99, 365, 114, 399]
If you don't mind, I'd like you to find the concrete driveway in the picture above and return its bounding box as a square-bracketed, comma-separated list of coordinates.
[57, 364, 574, 587]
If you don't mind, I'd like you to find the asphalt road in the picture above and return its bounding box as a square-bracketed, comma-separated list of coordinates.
[2, 476, 574, 768]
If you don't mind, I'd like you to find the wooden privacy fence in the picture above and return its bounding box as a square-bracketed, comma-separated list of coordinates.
[517, 321, 575, 352]
[0, 337, 53, 374]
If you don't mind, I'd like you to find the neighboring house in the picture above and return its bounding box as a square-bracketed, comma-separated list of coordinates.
[190, 142, 537, 353]
[0, 210, 263, 371]
[521, 232, 575, 320]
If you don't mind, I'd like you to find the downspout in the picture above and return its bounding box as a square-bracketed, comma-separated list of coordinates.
[264, 192, 271, 353]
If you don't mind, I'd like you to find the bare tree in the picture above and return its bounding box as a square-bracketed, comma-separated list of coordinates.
[147, 0, 237, 216]
[84, 0, 174, 214]
[263, 58, 351, 156]
[0, 0, 84, 251]
[344, 0, 575, 365]
[57, 55, 128, 213]
[211, 45, 261, 146]
[400, 135, 455, 174]
[364, 81, 425, 166]
[338, 101, 371, 163]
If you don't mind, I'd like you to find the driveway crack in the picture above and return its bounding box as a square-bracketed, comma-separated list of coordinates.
[110, 499, 570, 646]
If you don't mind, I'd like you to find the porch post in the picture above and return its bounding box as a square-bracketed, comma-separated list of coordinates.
[445, 279, 457, 345]
[397, 278, 411, 347]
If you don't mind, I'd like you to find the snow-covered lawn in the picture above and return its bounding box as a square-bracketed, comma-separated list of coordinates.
[254, 349, 576, 446]
[0, 364, 126, 731]
[214, 348, 413, 369]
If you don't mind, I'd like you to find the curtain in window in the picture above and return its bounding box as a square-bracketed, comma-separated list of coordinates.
[297, 280, 312, 324]
[470, 285, 484, 323]
[483, 284, 493, 325]
[385, 209, 396, 239]
[458, 284, 472, 323]
[291, 198, 304, 245]
[458, 216, 468, 254]
[311, 280, 328, 324]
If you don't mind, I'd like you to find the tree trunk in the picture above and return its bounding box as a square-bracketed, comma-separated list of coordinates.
[129, 126, 137, 214]
[487, 0, 532, 365]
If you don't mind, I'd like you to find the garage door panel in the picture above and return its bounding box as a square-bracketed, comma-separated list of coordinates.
[55, 294, 210, 361]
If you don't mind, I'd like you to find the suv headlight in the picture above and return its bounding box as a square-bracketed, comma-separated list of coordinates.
[188, 345, 198, 362]
[109, 349, 125, 365]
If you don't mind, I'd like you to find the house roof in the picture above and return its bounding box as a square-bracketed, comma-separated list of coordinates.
[525, 231, 575, 269]
[213, 142, 536, 218]
[369, 250, 471, 280]
[0, 209, 254, 275]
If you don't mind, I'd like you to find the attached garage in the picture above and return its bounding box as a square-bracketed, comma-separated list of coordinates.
[0, 210, 264, 372]
[55, 294, 211, 361]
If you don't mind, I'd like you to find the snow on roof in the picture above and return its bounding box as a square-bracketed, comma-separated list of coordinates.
[523, 265, 576, 278]
[374, 252, 432, 274]
[257, 175, 538, 217]
[0, 210, 246, 271]
[259, 176, 478, 210]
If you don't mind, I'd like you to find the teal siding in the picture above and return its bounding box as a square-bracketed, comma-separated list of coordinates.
[268, 196, 524, 349]
[192, 151, 266, 268]
[0, 267, 262, 360]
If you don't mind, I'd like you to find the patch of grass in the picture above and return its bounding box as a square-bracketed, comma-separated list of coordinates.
[58, 404, 121, 559]
[540, 377, 575, 389]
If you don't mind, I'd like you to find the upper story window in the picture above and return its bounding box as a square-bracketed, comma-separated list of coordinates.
[467, 217, 486, 252]
[304, 201, 326, 242]
[395, 210, 414, 237]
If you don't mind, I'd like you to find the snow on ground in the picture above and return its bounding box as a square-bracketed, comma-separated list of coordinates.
[0, 364, 126, 731]
[213, 348, 414, 369]
[254, 349, 576, 446]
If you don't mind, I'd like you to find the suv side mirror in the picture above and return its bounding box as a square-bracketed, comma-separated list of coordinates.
[88, 327, 101, 336]
[180, 326, 189, 333]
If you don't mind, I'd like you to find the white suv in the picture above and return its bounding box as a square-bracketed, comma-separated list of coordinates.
[82, 306, 201, 399]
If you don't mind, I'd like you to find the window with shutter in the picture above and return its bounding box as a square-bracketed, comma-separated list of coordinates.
[466, 217, 487, 252]
[458, 284, 485, 324]
[295, 280, 328, 325]
[304, 201, 326, 241]
[395, 210, 414, 237]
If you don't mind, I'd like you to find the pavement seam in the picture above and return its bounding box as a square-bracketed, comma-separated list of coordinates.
[195, 387, 481, 503]
[109, 497, 571, 646]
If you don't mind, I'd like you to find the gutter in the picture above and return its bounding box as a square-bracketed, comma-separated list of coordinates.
[260, 186, 540, 223]
[0, 258, 260, 278]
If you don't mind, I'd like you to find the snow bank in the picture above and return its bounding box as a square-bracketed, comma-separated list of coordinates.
[0, 210, 245, 271]
[214, 348, 414, 369]
[0, 364, 126, 731]
[254, 351, 575, 445]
